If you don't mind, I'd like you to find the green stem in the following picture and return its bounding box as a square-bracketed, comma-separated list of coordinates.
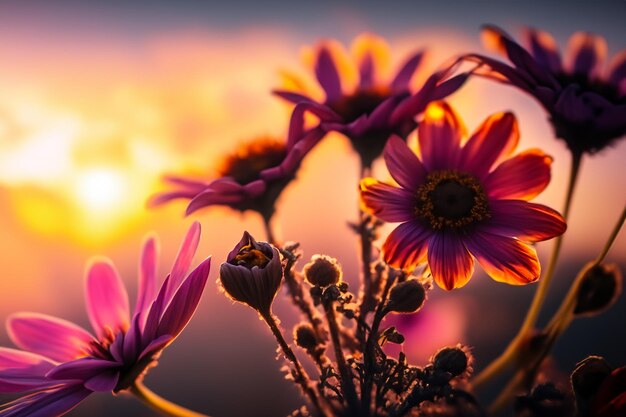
[473, 151, 582, 389]
[130, 381, 208, 417]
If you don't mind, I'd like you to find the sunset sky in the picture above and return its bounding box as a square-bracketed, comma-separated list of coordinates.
[0, 1, 624, 416]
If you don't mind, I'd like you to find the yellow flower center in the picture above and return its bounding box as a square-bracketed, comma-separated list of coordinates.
[232, 244, 271, 268]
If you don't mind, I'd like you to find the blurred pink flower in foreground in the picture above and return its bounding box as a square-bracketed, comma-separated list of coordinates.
[0, 222, 211, 417]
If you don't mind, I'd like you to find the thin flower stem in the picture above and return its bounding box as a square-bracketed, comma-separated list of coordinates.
[262, 312, 332, 417]
[325, 302, 361, 415]
[362, 272, 396, 413]
[488, 203, 626, 413]
[262, 212, 277, 245]
[130, 381, 209, 417]
[473, 152, 582, 389]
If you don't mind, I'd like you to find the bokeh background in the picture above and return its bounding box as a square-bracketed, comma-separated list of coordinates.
[1, 1, 625, 416]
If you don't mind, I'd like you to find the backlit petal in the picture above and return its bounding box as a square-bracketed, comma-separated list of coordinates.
[465, 232, 540, 285]
[7, 313, 94, 363]
[458, 112, 519, 179]
[391, 51, 424, 91]
[0, 384, 91, 417]
[567, 31, 608, 78]
[359, 178, 415, 223]
[315, 46, 343, 102]
[428, 231, 474, 291]
[383, 135, 427, 190]
[165, 221, 201, 305]
[418, 101, 465, 171]
[136, 236, 159, 323]
[0, 348, 56, 393]
[608, 50, 626, 86]
[485, 200, 567, 242]
[525, 27, 562, 72]
[85, 261, 130, 339]
[382, 221, 433, 271]
[484, 149, 552, 200]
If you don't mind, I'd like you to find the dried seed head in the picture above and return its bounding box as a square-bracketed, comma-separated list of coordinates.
[432, 346, 470, 377]
[574, 263, 622, 317]
[293, 323, 319, 352]
[303, 255, 342, 287]
[386, 279, 426, 314]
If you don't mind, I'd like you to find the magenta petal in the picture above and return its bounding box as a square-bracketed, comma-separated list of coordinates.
[428, 231, 474, 291]
[136, 237, 158, 323]
[148, 189, 204, 207]
[384, 135, 427, 190]
[458, 112, 519, 179]
[157, 257, 211, 340]
[315, 47, 343, 102]
[85, 261, 130, 339]
[608, 51, 626, 87]
[0, 384, 92, 417]
[271, 90, 316, 105]
[186, 189, 244, 215]
[484, 149, 552, 200]
[464, 231, 540, 285]
[84, 370, 119, 392]
[382, 221, 433, 271]
[525, 27, 562, 73]
[46, 358, 118, 382]
[360, 179, 415, 223]
[7, 313, 94, 363]
[165, 222, 201, 305]
[391, 51, 424, 91]
[567, 31, 607, 78]
[0, 348, 56, 393]
[418, 102, 463, 171]
[483, 200, 566, 242]
[358, 51, 375, 89]
[138, 335, 173, 362]
[261, 128, 325, 181]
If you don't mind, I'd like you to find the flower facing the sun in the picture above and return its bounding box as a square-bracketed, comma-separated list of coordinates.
[150, 122, 324, 234]
[274, 33, 470, 168]
[467, 25, 626, 157]
[0, 223, 211, 416]
[360, 102, 567, 290]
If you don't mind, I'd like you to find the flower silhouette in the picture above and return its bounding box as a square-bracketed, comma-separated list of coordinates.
[360, 102, 567, 290]
[275, 33, 470, 168]
[467, 25, 626, 156]
[0, 222, 211, 416]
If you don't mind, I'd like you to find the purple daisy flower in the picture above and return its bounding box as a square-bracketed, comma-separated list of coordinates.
[467, 25, 626, 156]
[360, 101, 567, 290]
[0, 222, 211, 416]
[274, 33, 470, 169]
[150, 123, 323, 240]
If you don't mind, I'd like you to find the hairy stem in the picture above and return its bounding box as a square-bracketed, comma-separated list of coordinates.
[325, 302, 360, 415]
[262, 312, 331, 417]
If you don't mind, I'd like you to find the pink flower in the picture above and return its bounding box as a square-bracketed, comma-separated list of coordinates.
[274, 33, 469, 168]
[150, 126, 323, 224]
[0, 223, 211, 416]
[360, 101, 567, 290]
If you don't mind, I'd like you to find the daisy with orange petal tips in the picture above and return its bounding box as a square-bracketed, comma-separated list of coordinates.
[466, 25, 626, 156]
[360, 102, 567, 290]
[0, 222, 211, 417]
[274, 33, 470, 168]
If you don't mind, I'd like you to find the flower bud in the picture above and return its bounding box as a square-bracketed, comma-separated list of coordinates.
[432, 346, 470, 377]
[385, 279, 426, 314]
[293, 323, 319, 353]
[574, 263, 622, 317]
[571, 356, 613, 400]
[303, 255, 342, 287]
[219, 231, 282, 316]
